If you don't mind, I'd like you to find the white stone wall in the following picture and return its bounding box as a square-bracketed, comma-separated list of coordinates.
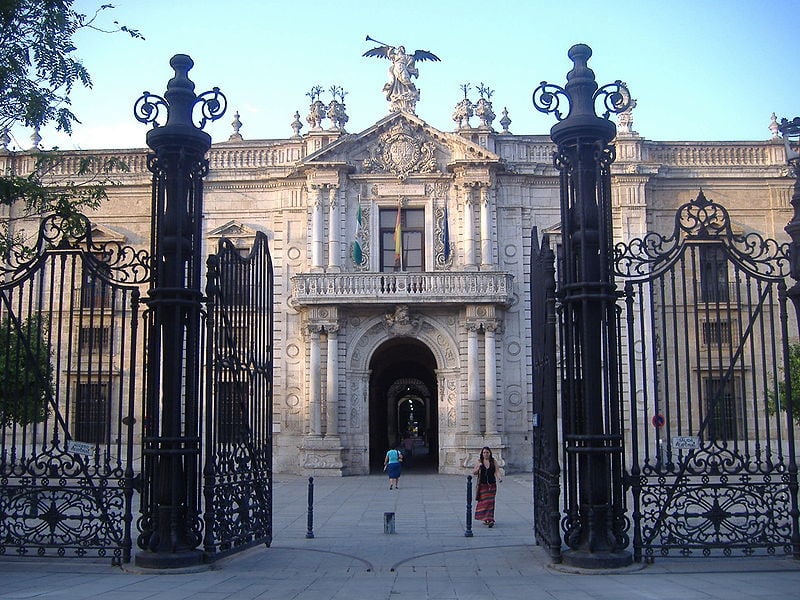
[10, 120, 794, 478]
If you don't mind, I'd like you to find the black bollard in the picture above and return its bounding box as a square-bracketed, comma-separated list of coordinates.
[465, 475, 474, 537]
[306, 476, 315, 539]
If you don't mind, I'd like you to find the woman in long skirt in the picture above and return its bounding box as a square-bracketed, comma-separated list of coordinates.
[473, 446, 502, 526]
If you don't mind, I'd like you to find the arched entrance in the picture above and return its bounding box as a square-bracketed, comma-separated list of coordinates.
[368, 337, 438, 472]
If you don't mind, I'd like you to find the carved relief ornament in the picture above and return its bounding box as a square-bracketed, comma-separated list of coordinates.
[363, 121, 438, 181]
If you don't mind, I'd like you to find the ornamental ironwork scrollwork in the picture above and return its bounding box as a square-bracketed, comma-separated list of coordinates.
[133, 91, 168, 127]
[638, 479, 793, 556]
[532, 82, 569, 121]
[533, 80, 631, 121]
[195, 87, 227, 129]
[0, 210, 151, 284]
[614, 190, 790, 280]
[134, 88, 227, 130]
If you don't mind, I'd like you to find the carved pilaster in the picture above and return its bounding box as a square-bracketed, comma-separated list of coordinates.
[465, 320, 481, 434]
[459, 184, 478, 269]
[484, 318, 499, 435]
[325, 322, 340, 437]
[309, 184, 324, 270]
[479, 183, 495, 268]
[327, 185, 340, 271]
[306, 322, 324, 436]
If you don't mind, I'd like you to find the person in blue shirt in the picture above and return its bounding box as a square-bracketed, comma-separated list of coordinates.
[384, 444, 403, 489]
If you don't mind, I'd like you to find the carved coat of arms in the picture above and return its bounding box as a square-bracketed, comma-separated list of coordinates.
[364, 121, 438, 181]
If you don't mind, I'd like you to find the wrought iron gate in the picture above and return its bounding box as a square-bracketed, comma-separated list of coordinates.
[531, 228, 562, 562]
[615, 191, 799, 560]
[202, 231, 273, 559]
[0, 212, 150, 563]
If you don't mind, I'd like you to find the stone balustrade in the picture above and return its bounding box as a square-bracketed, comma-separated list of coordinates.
[4, 138, 788, 182]
[290, 271, 515, 306]
[641, 142, 784, 167]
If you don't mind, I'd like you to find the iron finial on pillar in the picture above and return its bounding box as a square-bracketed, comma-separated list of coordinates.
[132, 55, 225, 570]
[533, 43, 630, 146]
[531, 44, 632, 570]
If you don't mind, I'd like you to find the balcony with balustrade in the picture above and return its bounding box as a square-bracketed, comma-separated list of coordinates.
[289, 270, 515, 307]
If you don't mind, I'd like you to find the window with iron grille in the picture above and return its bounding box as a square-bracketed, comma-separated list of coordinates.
[699, 245, 730, 303]
[219, 246, 252, 306]
[74, 382, 109, 444]
[217, 381, 249, 444]
[79, 326, 111, 352]
[702, 376, 742, 441]
[80, 261, 113, 309]
[701, 320, 733, 346]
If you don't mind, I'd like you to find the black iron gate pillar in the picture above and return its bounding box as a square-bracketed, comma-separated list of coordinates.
[533, 44, 632, 568]
[778, 116, 800, 560]
[133, 55, 226, 568]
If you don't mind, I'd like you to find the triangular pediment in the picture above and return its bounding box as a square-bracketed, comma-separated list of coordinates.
[208, 221, 260, 239]
[296, 112, 502, 181]
[88, 223, 127, 244]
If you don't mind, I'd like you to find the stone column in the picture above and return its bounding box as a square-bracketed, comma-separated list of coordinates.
[325, 324, 339, 436]
[466, 321, 481, 433]
[462, 185, 476, 269]
[310, 185, 324, 270]
[327, 186, 340, 271]
[479, 184, 494, 268]
[484, 321, 498, 434]
[308, 324, 323, 435]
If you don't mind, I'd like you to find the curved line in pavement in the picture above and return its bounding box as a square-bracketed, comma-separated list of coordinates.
[390, 543, 536, 572]
[269, 546, 375, 572]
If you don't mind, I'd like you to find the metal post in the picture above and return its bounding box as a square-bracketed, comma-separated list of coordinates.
[133, 55, 226, 569]
[533, 44, 632, 568]
[465, 475, 473, 537]
[306, 477, 315, 539]
[777, 116, 800, 560]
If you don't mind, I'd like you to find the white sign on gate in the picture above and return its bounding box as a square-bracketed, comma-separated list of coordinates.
[671, 436, 700, 450]
[66, 440, 95, 455]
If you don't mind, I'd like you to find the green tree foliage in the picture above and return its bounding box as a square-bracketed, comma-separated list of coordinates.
[768, 342, 800, 426]
[0, 314, 54, 426]
[0, 1, 141, 255]
[0, 0, 143, 135]
[0, 151, 130, 256]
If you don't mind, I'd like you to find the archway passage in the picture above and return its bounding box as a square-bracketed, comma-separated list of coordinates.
[369, 338, 438, 473]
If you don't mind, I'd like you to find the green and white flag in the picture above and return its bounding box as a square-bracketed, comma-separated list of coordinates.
[352, 200, 363, 265]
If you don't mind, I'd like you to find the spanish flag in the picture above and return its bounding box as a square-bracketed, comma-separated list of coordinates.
[394, 207, 402, 268]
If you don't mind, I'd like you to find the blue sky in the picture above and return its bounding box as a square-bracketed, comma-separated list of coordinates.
[10, 0, 797, 150]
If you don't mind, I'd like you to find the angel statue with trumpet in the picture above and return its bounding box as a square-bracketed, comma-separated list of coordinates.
[363, 36, 440, 114]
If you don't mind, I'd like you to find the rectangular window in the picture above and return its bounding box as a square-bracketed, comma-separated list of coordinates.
[380, 208, 425, 272]
[699, 245, 729, 303]
[218, 381, 249, 444]
[703, 376, 741, 441]
[80, 268, 112, 309]
[220, 263, 251, 306]
[79, 326, 111, 352]
[701, 320, 732, 347]
[74, 383, 109, 444]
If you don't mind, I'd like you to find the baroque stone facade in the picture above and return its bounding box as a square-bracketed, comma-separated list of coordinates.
[1, 93, 794, 477]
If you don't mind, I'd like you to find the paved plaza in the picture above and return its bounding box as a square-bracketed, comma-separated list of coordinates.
[1, 471, 799, 599]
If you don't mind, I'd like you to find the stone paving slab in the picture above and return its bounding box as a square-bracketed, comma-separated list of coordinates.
[0, 471, 799, 599]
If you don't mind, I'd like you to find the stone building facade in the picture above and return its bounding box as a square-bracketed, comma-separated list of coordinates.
[1, 86, 794, 477]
